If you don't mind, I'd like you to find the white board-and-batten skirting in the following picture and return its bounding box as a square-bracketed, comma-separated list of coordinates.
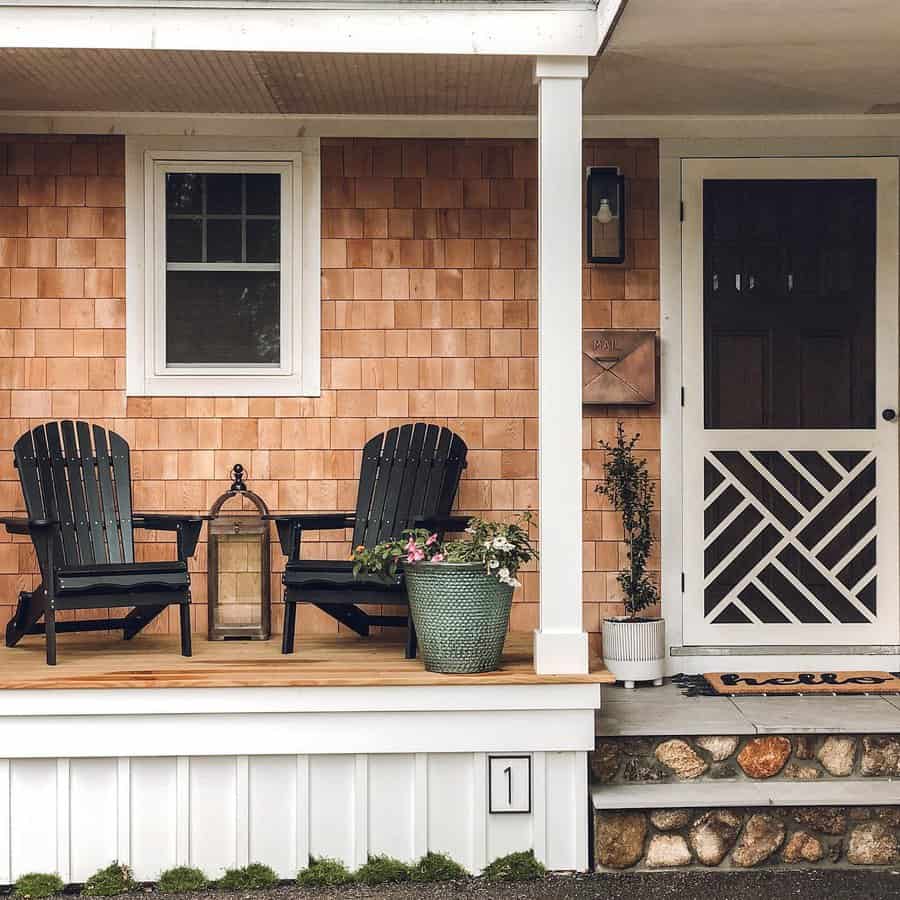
[0, 683, 599, 882]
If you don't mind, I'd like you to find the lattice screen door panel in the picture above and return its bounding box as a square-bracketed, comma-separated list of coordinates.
[681, 158, 899, 647]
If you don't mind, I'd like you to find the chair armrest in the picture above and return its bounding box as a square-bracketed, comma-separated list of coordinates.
[0, 517, 58, 535]
[133, 514, 208, 559]
[265, 513, 356, 557]
[413, 514, 471, 534]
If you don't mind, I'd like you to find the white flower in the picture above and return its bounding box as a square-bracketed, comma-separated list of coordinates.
[489, 559, 499, 569]
[499, 567, 510, 579]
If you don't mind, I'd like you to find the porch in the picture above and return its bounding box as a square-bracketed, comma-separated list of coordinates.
[0, 633, 612, 690]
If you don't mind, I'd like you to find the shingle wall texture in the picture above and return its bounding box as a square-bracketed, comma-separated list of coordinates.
[0, 134, 659, 654]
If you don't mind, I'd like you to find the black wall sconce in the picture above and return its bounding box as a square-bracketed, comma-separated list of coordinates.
[586, 166, 626, 264]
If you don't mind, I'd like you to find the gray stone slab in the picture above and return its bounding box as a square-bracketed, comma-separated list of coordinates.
[597, 684, 755, 736]
[730, 695, 900, 734]
[880, 695, 900, 713]
[591, 779, 900, 810]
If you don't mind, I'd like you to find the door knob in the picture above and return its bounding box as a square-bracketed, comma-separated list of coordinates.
[883, 409, 897, 421]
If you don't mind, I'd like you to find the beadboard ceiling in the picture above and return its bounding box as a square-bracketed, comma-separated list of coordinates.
[0, 50, 537, 115]
[2, 0, 900, 117]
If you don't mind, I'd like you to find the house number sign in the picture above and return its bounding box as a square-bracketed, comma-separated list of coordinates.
[488, 755, 532, 814]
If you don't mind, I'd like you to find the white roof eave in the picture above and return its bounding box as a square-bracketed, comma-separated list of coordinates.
[0, 0, 618, 56]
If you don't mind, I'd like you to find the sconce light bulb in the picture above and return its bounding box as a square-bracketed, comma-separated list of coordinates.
[596, 198, 613, 224]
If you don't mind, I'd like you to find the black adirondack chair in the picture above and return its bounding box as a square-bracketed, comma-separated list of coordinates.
[3, 421, 205, 665]
[272, 423, 469, 657]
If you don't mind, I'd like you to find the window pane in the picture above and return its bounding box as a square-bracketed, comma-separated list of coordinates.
[166, 271, 280, 365]
[166, 218, 202, 263]
[206, 219, 243, 263]
[206, 174, 243, 214]
[246, 219, 279, 263]
[166, 174, 202, 214]
[246, 174, 280, 215]
[703, 179, 876, 429]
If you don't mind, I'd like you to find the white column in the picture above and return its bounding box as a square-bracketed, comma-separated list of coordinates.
[533, 55, 590, 675]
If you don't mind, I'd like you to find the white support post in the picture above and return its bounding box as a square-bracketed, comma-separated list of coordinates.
[533, 55, 590, 675]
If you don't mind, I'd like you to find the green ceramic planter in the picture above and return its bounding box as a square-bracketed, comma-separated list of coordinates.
[404, 561, 514, 674]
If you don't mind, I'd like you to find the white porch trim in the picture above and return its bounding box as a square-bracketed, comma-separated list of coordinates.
[533, 54, 590, 675]
[0, 3, 606, 56]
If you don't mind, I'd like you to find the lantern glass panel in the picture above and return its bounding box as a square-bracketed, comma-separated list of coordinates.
[214, 533, 265, 628]
[587, 167, 625, 264]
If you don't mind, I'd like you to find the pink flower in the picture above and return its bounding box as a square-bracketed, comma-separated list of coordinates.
[405, 538, 425, 562]
[426, 533, 438, 546]
[431, 553, 444, 562]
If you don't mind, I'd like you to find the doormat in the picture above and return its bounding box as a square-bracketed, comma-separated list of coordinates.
[671, 671, 900, 697]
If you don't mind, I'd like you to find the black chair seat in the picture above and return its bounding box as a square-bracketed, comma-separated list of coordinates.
[284, 560, 402, 591]
[56, 560, 189, 594]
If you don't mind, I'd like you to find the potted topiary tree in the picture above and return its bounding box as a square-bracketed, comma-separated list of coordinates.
[596, 423, 665, 688]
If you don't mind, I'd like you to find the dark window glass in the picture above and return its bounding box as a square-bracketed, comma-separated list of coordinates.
[166, 218, 202, 263]
[206, 219, 243, 263]
[166, 174, 202, 214]
[166, 271, 279, 365]
[703, 179, 876, 429]
[246, 174, 280, 215]
[246, 220, 279, 263]
[205, 174, 243, 214]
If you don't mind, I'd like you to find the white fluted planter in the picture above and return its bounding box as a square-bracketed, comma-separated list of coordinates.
[602, 617, 666, 688]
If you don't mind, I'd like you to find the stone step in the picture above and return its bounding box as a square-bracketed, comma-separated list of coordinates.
[591, 778, 900, 811]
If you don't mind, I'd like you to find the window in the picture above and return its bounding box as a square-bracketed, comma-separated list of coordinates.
[126, 139, 320, 396]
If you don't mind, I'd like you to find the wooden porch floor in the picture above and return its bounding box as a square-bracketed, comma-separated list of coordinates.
[0, 633, 613, 690]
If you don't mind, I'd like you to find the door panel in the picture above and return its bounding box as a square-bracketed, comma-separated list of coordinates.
[682, 158, 899, 646]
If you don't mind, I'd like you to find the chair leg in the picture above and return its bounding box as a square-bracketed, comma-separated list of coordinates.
[282, 601, 297, 654]
[179, 603, 192, 657]
[405, 614, 417, 660]
[45, 606, 57, 666]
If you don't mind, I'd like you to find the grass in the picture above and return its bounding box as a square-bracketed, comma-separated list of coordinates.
[481, 850, 546, 881]
[82, 864, 136, 897]
[13, 873, 65, 899]
[158, 867, 208, 894]
[296, 857, 355, 888]
[217, 864, 279, 891]
[410, 853, 467, 882]
[354, 856, 412, 886]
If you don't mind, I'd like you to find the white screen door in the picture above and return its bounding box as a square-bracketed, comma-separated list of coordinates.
[682, 157, 899, 646]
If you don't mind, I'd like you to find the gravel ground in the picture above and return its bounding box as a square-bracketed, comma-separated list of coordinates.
[45, 870, 900, 900]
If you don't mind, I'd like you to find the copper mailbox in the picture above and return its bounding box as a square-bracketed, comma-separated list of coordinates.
[207, 464, 271, 641]
[582, 330, 656, 405]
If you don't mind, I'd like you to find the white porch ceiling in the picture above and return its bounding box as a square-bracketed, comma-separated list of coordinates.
[2, 0, 900, 117]
[590, 0, 900, 115]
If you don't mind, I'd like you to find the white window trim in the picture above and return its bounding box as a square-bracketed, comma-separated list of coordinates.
[126, 135, 320, 397]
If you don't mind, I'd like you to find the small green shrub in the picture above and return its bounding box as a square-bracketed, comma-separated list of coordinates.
[13, 873, 64, 899]
[296, 857, 354, 887]
[354, 855, 411, 886]
[158, 867, 208, 894]
[410, 852, 467, 882]
[83, 863, 136, 897]
[217, 863, 279, 891]
[482, 850, 545, 881]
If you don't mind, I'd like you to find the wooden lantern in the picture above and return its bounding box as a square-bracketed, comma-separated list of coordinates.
[207, 464, 271, 641]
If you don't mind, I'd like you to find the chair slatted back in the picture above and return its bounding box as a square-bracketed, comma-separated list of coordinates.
[352, 424, 467, 548]
[13, 421, 134, 571]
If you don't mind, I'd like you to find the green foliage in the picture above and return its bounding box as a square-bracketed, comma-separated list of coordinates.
[13, 873, 64, 899]
[83, 863, 136, 897]
[217, 863, 279, 891]
[158, 867, 208, 893]
[296, 857, 354, 887]
[352, 513, 536, 589]
[354, 855, 412, 885]
[410, 852, 467, 882]
[481, 850, 546, 881]
[596, 422, 659, 618]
